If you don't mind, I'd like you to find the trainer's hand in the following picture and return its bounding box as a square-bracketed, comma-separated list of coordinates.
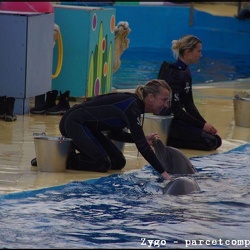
[203, 123, 218, 135]
[146, 132, 159, 146]
[161, 171, 172, 181]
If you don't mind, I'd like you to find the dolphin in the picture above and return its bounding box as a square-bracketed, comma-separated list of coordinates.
[152, 138, 196, 174]
[163, 176, 201, 195]
[152, 138, 200, 195]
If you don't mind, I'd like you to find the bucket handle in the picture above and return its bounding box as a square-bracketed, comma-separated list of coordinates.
[33, 132, 71, 143]
[33, 132, 46, 137]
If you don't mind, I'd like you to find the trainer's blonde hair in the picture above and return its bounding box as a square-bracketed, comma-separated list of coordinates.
[172, 35, 202, 59]
[135, 79, 171, 101]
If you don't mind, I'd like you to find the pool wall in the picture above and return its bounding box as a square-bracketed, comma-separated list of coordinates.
[113, 4, 250, 55]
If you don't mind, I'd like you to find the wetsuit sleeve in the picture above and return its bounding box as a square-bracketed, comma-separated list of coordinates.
[125, 102, 166, 174]
[183, 87, 206, 123]
[107, 129, 134, 143]
[169, 69, 206, 129]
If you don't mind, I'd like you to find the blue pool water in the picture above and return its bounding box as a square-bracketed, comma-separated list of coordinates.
[1, 143, 250, 248]
[112, 48, 250, 89]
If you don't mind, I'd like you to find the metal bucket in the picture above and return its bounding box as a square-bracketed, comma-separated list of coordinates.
[33, 133, 72, 172]
[143, 114, 173, 144]
[233, 92, 250, 128]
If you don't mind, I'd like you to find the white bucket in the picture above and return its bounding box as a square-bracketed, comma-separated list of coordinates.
[233, 92, 250, 128]
[143, 114, 173, 144]
[33, 133, 72, 172]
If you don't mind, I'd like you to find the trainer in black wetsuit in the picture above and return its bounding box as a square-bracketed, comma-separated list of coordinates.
[158, 35, 222, 151]
[59, 79, 172, 180]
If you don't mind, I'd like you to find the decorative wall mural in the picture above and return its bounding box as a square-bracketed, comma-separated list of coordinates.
[87, 14, 115, 97]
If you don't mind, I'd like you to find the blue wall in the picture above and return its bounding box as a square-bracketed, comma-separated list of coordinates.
[112, 5, 250, 55]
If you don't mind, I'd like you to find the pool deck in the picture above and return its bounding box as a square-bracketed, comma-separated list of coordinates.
[193, 2, 239, 17]
[0, 78, 249, 194]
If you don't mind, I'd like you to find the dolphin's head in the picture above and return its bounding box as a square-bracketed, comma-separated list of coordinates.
[152, 138, 196, 174]
[163, 177, 201, 196]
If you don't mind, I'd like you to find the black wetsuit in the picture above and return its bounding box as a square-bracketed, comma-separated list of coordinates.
[59, 92, 166, 173]
[158, 59, 222, 150]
